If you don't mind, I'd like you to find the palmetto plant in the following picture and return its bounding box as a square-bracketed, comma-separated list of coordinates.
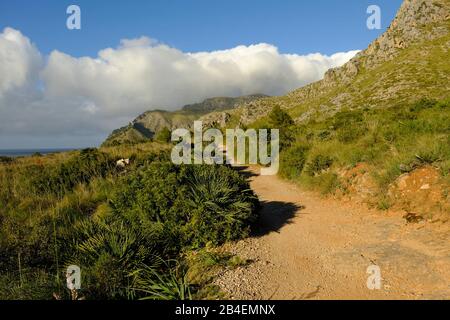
[129, 259, 192, 300]
[183, 165, 259, 246]
[67, 217, 155, 298]
[70, 219, 153, 270]
[110, 163, 259, 249]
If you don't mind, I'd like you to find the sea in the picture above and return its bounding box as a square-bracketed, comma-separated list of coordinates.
[0, 148, 77, 157]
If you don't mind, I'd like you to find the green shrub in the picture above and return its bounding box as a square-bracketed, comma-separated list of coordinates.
[332, 110, 367, 143]
[0, 270, 62, 300]
[268, 106, 294, 128]
[130, 260, 192, 300]
[332, 110, 364, 129]
[29, 148, 115, 196]
[336, 125, 367, 143]
[155, 127, 172, 143]
[267, 106, 296, 149]
[436, 99, 450, 109]
[316, 130, 332, 141]
[0, 156, 14, 164]
[305, 155, 334, 176]
[279, 144, 309, 179]
[377, 196, 392, 211]
[409, 98, 437, 112]
[66, 218, 153, 299]
[110, 163, 258, 249]
[56, 162, 258, 299]
[415, 151, 442, 164]
[316, 172, 341, 195]
[182, 165, 259, 247]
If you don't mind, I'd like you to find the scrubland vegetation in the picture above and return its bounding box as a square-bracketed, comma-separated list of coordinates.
[1, 98, 448, 299]
[0, 143, 258, 299]
[265, 98, 450, 210]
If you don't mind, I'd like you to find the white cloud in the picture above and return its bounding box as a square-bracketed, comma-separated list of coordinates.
[0, 28, 42, 97]
[0, 28, 359, 148]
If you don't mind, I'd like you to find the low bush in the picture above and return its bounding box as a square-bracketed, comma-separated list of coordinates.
[0, 156, 14, 164]
[155, 127, 172, 143]
[305, 155, 334, 176]
[279, 144, 309, 179]
[29, 148, 116, 196]
[315, 172, 341, 195]
[267, 106, 296, 150]
[332, 110, 367, 143]
[110, 163, 258, 250]
[409, 98, 437, 112]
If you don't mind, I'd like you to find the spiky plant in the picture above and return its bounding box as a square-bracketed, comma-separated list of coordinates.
[129, 259, 192, 300]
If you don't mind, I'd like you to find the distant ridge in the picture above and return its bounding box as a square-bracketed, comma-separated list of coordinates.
[102, 94, 268, 146]
[182, 95, 268, 113]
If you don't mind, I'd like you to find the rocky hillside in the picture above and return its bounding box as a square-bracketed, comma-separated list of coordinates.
[102, 110, 199, 147]
[102, 94, 267, 146]
[224, 0, 450, 126]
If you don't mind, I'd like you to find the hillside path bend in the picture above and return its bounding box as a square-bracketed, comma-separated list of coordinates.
[216, 165, 450, 300]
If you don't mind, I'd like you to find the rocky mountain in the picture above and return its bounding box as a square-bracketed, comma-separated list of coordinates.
[102, 94, 267, 146]
[182, 94, 268, 113]
[224, 0, 450, 126]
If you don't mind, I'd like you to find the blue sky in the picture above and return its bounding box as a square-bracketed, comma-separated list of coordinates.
[0, 0, 402, 57]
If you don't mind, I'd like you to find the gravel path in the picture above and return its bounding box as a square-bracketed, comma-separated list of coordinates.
[215, 165, 450, 300]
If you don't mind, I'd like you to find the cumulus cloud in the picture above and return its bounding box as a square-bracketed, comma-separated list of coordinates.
[0, 27, 359, 147]
[0, 28, 42, 97]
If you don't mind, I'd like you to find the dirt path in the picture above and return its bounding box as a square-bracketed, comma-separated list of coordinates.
[215, 165, 450, 300]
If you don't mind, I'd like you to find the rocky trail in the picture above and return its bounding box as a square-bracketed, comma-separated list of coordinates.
[215, 165, 450, 300]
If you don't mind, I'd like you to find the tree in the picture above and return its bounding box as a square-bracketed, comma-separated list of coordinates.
[267, 106, 295, 149]
[155, 127, 172, 143]
[268, 106, 294, 128]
